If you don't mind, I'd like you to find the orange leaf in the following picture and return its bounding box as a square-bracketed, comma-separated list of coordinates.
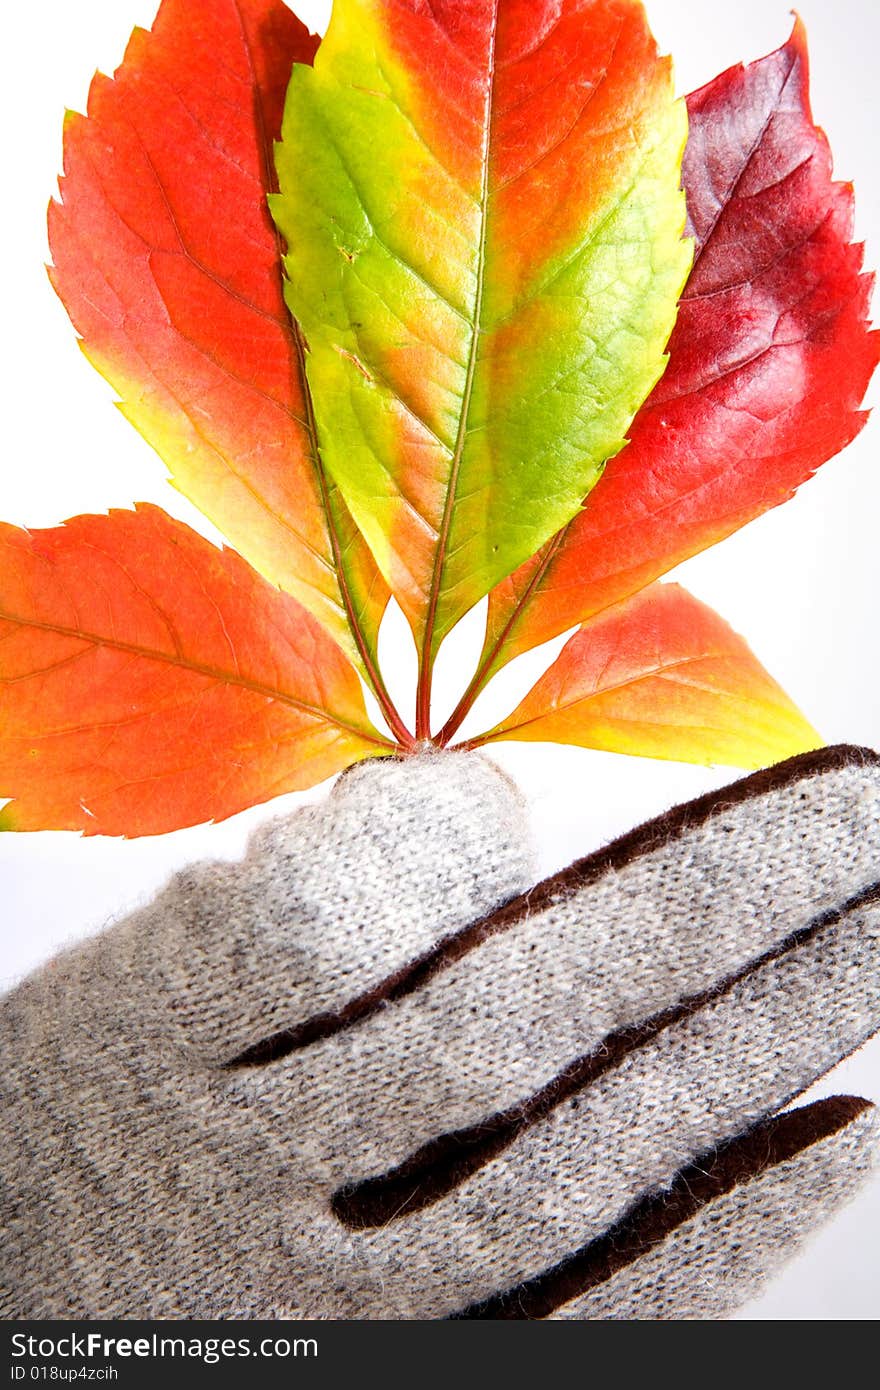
[474, 583, 821, 769]
[47, 0, 389, 678]
[0, 506, 389, 836]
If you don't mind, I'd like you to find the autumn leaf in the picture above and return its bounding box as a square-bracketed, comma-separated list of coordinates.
[442, 19, 879, 739]
[47, 0, 398, 722]
[0, 507, 389, 835]
[2, 2, 875, 836]
[272, 0, 691, 733]
[469, 583, 821, 769]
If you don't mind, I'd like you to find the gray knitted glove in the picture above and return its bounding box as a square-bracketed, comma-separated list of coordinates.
[1, 746, 879, 1320]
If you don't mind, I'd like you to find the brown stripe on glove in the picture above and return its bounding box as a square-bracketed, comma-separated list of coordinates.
[449, 1096, 874, 1319]
[5, 748, 879, 1320]
[330, 881, 880, 1228]
[226, 744, 880, 1069]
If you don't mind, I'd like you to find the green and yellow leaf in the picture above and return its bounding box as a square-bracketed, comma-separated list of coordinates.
[273, 0, 691, 692]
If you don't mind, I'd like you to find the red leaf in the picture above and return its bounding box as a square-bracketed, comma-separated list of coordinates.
[475, 583, 821, 769]
[0, 507, 389, 836]
[467, 20, 878, 711]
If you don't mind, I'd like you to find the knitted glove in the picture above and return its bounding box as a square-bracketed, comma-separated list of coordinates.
[1, 746, 878, 1319]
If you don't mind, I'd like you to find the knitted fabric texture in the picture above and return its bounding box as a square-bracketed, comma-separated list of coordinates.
[1, 746, 878, 1319]
[549, 1104, 876, 1321]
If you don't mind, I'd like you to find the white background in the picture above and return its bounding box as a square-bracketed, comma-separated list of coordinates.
[2, 0, 879, 1319]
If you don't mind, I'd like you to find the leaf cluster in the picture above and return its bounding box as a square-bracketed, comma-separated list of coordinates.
[0, 0, 876, 834]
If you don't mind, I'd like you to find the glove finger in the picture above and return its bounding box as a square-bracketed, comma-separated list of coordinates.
[327, 886, 880, 1316]
[455, 1097, 879, 1320]
[229, 746, 880, 1177]
[131, 751, 533, 1058]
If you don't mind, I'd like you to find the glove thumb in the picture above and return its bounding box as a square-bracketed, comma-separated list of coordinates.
[132, 750, 534, 1059]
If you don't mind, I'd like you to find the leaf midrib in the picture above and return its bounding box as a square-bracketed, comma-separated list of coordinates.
[0, 607, 387, 748]
[688, 45, 798, 274]
[492, 648, 755, 739]
[418, 4, 500, 672]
